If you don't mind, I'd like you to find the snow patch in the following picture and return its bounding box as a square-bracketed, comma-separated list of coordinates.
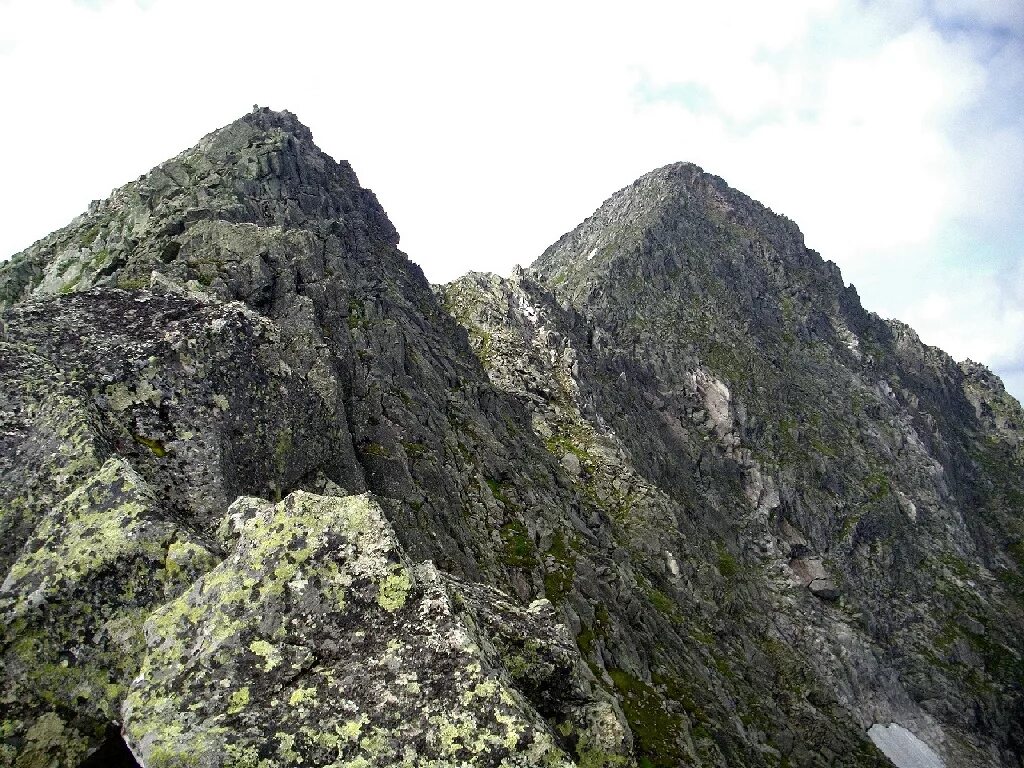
[586, 247, 598, 261]
[517, 294, 540, 325]
[868, 724, 943, 768]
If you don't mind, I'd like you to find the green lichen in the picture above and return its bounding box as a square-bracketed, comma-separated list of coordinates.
[249, 640, 282, 672]
[103, 382, 140, 412]
[162, 540, 219, 587]
[338, 714, 368, 743]
[377, 567, 412, 613]
[108, 489, 597, 766]
[223, 742, 262, 768]
[274, 732, 299, 762]
[572, 720, 633, 768]
[289, 686, 317, 707]
[228, 686, 250, 714]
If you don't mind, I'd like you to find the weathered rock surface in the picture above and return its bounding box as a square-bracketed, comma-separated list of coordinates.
[1, 456, 216, 768]
[123, 490, 628, 768]
[1, 110, 1021, 768]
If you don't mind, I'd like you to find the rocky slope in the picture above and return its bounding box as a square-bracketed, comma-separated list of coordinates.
[1, 109, 1021, 768]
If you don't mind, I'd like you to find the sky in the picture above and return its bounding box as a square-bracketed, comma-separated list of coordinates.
[1, 0, 1022, 398]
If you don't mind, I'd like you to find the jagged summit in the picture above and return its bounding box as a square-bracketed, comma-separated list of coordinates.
[0, 107, 397, 307]
[235, 105, 316, 139]
[527, 158, 859, 408]
[160, 105, 318, 163]
[531, 160, 812, 303]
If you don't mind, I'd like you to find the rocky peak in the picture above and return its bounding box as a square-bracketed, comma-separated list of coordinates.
[0, 108, 397, 307]
[531, 161, 817, 307]
[234, 105, 317, 142]
[112, 105, 373, 230]
[517, 161, 1024, 768]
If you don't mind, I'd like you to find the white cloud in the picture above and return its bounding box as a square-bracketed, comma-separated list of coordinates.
[904, 281, 1023, 366]
[0, 0, 1021, 399]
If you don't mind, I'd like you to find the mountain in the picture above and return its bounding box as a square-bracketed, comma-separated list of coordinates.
[1, 108, 1021, 768]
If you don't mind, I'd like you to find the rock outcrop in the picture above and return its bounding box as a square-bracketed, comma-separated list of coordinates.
[1, 110, 1021, 768]
[124, 490, 627, 768]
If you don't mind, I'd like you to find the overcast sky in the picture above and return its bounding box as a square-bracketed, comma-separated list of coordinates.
[1, 0, 1022, 398]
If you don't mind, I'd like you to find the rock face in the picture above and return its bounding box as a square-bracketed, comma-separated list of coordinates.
[1, 110, 1022, 768]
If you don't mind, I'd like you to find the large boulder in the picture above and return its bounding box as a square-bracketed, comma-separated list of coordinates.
[123, 490, 630, 768]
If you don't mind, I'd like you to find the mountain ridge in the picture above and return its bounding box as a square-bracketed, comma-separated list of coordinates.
[1, 109, 1021, 768]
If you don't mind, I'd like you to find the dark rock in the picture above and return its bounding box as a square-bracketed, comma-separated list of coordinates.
[809, 577, 842, 601]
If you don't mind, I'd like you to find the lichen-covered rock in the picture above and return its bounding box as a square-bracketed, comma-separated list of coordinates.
[447, 583, 632, 766]
[0, 341, 105, 576]
[0, 287, 350, 539]
[123, 490, 627, 768]
[1, 457, 218, 768]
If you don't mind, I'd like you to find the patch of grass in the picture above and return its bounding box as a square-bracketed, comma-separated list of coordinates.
[485, 477, 511, 506]
[402, 441, 426, 459]
[864, 471, 890, 501]
[636, 572, 681, 622]
[609, 668, 685, 768]
[576, 625, 597, 657]
[543, 433, 592, 466]
[648, 587, 677, 618]
[778, 417, 800, 464]
[361, 441, 388, 458]
[937, 553, 973, 579]
[347, 298, 365, 330]
[1009, 538, 1024, 568]
[79, 225, 101, 247]
[499, 520, 536, 568]
[717, 547, 741, 581]
[116, 275, 149, 291]
[543, 530, 576, 603]
[701, 341, 747, 386]
[59, 273, 82, 294]
[839, 513, 861, 540]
